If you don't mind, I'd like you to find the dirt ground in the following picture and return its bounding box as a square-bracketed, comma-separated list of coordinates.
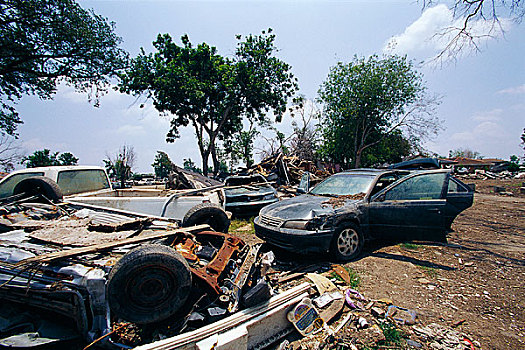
[231, 178, 525, 349]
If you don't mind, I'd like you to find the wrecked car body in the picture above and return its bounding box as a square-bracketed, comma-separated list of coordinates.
[0, 165, 231, 233]
[0, 199, 263, 348]
[223, 174, 278, 217]
[254, 169, 474, 261]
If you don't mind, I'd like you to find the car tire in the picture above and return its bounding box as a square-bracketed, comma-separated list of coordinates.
[13, 176, 63, 203]
[182, 203, 230, 233]
[330, 222, 364, 262]
[107, 244, 192, 324]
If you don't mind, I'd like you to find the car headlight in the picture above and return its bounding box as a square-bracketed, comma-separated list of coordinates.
[282, 220, 309, 230]
[263, 194, 276, 200]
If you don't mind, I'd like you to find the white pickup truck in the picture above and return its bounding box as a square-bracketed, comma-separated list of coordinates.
[0, 166, 230, 232]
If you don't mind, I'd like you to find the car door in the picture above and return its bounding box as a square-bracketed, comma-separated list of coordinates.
[443, 176, 474, 229]
[367, 171, 448, 241]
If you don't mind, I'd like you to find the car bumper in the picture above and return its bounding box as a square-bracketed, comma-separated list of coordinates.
[253, 218, 333, 254]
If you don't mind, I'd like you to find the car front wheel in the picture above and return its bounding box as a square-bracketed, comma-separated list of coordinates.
[330, 222, 364, 261]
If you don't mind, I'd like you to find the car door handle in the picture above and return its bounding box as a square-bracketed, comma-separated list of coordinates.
[428, 208, 441, 214]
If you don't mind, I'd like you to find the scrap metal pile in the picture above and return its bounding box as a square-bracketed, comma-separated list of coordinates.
[456, 169, 525, 180]
[0, 197, 269, 349]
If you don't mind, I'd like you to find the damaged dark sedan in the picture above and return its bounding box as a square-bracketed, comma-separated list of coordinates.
[254, 169, 473, 261]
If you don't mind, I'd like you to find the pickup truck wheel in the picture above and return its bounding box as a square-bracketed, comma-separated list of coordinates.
[183, 203, 230, 233]
[13, 176, 63, 203]
[107, 244, 192, 324]
[330, 222, 364, 262]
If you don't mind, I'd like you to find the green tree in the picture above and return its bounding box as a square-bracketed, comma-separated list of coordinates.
[448, 148, 483, 159]
[57, 152, 79, 165]
[120, 29, 297, 176]
[152, 151, 173, 178]
[318, 55, 441, 168]
[104, 145, 136, 188]
[21, 148, 78, 168]
[361, 131, 413, 167]
[183, 158, 202, 174]
[508, 155, 520, 172]
[0, 0, 128, 135]
[223, 122, 259, 168]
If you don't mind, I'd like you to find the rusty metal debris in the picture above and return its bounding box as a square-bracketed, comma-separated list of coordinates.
[0, 201, 275, 348]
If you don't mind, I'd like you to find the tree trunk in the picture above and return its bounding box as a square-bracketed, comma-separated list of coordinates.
[355, 148, 363, 169]
[210, 145, 220, 176]
[201, 150, 210, 176]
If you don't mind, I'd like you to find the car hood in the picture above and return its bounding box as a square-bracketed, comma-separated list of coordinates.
[259, 194, 360, 220]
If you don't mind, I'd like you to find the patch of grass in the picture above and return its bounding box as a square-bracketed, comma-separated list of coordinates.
[374, 321, 403, 349]
[331, 265, 361, 289]
[400, 242, 421, 250]
[418, 265, 438, 278]
[228, 217, 255, 234]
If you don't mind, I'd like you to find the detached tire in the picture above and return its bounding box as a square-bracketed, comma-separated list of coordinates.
[182, 203, 230, 233]
[13, 176, 63, 203]
[330, 222, 364, 262]
[107, 244, 191, 324]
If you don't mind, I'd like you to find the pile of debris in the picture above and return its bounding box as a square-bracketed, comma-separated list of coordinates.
[0, 198, 270, 349]
[244, 153, 338, 186]
[165, 165, 222, 189]
[456, 169, 524, 180]
[268, 264, 481, 350]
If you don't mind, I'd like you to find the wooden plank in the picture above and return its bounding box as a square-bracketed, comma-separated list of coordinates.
[15, 224, 210, 266]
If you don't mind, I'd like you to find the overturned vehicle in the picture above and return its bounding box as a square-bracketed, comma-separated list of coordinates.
[0, 197, 263, 348]
[255, 169, 474, 261]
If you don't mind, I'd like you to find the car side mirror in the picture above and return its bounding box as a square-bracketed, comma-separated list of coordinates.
[297, 171, 310, 193]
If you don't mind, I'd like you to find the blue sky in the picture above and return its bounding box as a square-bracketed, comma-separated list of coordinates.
[13, 0, 525, 172]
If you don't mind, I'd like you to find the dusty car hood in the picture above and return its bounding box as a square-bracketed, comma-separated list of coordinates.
[259, 194, 360, 220]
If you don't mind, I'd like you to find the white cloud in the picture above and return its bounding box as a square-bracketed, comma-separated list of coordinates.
[497, 84, 525, 95]
[446, 119, 509, 157]
[384, 4, 512, 61]
[385, 5, 452, 55]
[471, 109, 503, 122]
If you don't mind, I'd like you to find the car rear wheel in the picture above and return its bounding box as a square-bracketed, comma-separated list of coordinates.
[330, 222, 364, 261]
[107, 244, 192, 324]
[182, 203, 230, 233]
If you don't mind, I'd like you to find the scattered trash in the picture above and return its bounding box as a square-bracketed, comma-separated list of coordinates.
[345, 288, 365, 309]
[406, 339, 423, 348]
[306, 273, 338, 294]
[356, 317, 369, 329]
[287, 297, 325, 336]
[371, 306, 385, 318]
[385, 305, 417, 325]
[313, 291, 343, 308]
[332, 264, 352, 285]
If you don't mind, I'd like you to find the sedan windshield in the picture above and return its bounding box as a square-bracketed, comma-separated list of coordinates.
[310, 174, 375, 197]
